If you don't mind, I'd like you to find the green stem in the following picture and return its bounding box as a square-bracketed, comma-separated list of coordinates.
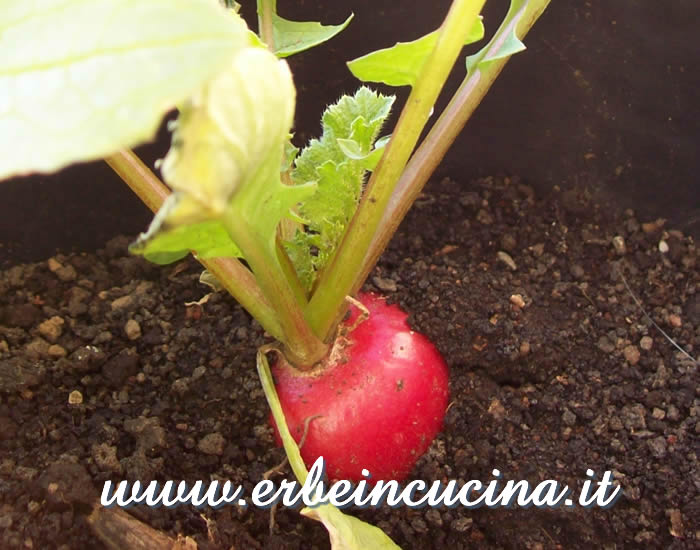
[220, 155, 327, 366]
[354, 0, 552, 295]
[257, 348, 309, 484]
[105, 150, 169, 214]
[257, 0, 276, 50]
[276, 236, 309, 303]
[104, 150, 285, 342]
[223, 211, 327, 367]
[306, 0, 485, 341]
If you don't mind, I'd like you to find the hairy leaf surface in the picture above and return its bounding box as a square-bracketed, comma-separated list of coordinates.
[285, 88, 394, 291]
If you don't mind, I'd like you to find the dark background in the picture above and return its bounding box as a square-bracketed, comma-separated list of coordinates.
[2, 0, 698, 266]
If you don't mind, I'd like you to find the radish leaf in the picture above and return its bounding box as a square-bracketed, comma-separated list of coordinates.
[129, 197, 243, 264]
[132, 47, 312, 269]
[466, 0, 529, 74]
[301, 505, 402, 550]
[285, 88, 394, 291]
[263, 0, 352, 58]
[271, 12, 354, 58]
[347, 18, 484, 87]
[0, 0, 248, 179]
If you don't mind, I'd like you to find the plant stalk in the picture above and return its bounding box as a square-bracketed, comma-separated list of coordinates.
[354, 0, 552, 295]
[306, 0, 486, 342]
[257, 0, 276, 50]
[220, 151, 328, 367]
[104, 149, 285, 342]
[223, 210, 327, 368]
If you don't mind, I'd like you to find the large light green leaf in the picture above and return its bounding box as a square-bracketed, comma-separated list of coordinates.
[256, 350, 402, 550]
[138, 46, 311, 274]
[347, 18, 484, 87]
[0, 0, 249, 179]
[156, 46, 300, 223]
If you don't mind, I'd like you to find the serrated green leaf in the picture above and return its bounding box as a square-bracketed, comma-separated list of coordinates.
[347, 18, 484, 87]
[301, 506, 402, 550]
[466, 0, 528, 74]
[271, 12, 353, 58]
[284, 88, 394, 291]
[336, 137, 387, 171]
[129, 195, 243, 264]
[0, 0, 249, 180]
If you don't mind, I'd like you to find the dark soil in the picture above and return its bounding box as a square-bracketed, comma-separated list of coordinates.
[0, 176, 697, 549]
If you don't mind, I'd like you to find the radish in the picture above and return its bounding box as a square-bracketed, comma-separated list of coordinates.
[270, 292, 449, 482]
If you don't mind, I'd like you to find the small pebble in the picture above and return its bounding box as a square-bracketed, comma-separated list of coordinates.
[623, 345, 641, 365]
[530, 243, 545, 257]
[497, 251, 517, 270]
[667, 508, 684, 538]
[450, 517, 473, 532]
[652, 408, 665, 420]
[667, 405, 680, 422]
[642, 218, 666, 234]
[198, 433, 225, 456]
[425, 508, 443, 527]
[373, 276, 397, 292]
[501, 233, 517, 251]
[47, 345, 67, 358]
[192, 366, 206, 380]
[612, 236, 626, 255]
[0, 515, 12, 529]
[562, 409, 577, 426]
[111, 295, 135, 311]
[640, 336, 653, 351]
[487, 399, 506, 422]
[648, 436, 667, 459]
[171, 378, 190, 395]
[519, 341, 531, 356]
[570, 264, 585, 279]
[597, 336, 615, 354]
[476, 209, 493, 225]
[510, 294, 526, 308]
[37, 316, 64, 343]
[658, 240, 669, 253]
[124, 319, 142, 340]
[668, 314, 681, 328]
[68, 390, 83, 405]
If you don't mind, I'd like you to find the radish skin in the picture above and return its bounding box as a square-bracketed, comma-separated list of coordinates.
[271, 292, 449, 482]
